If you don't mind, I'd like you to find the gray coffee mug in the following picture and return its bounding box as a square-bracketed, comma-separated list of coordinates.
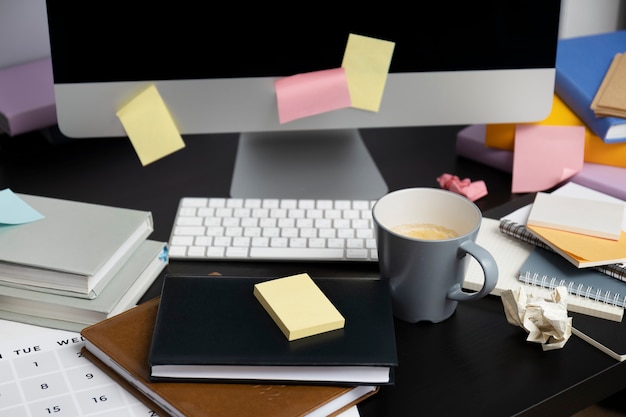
[373, 187, 498, 323]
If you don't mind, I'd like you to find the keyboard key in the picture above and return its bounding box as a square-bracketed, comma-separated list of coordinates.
[174, 226, 205, 236]
[168, 246, 188, 257]
[187, 246, 206, 257]
[226, 247, 249, 257]
[181, 197, 208, 207]
[347, 248, 369, 259]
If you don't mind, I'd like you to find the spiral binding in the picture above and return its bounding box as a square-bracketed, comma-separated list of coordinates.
[519, 270, 626, 308]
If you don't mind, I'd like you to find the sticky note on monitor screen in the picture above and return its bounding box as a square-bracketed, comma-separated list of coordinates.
[342, 33, 395, 112]
[274, 68, 352, 124]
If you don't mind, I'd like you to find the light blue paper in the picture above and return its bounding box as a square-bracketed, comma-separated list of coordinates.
[0, 189, 44, 224]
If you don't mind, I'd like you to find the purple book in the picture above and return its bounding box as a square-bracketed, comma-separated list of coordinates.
[0, 57, 57, 136]
[456, 124, 626, 201]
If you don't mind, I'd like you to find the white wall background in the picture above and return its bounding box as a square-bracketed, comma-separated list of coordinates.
[559, 0, 626, 38]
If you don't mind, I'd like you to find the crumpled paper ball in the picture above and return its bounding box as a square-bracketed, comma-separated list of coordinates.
[501, 285, 572, 351]
[436, 173, 488, 202]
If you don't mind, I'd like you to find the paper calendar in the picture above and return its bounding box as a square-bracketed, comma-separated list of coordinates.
[0, 329, 162, 417]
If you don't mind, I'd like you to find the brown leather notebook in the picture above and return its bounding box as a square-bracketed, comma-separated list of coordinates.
[81, 297, 378, 417]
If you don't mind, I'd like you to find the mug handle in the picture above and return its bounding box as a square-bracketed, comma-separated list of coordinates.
[447, 240, 498, 301]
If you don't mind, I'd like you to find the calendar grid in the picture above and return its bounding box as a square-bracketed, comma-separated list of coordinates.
[0, 331, 161, 417]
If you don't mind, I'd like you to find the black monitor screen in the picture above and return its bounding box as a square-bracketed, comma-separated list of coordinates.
[46, 2, 560, 83]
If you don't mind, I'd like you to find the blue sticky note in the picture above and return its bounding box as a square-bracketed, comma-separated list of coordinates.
[0, 189, 44, 224]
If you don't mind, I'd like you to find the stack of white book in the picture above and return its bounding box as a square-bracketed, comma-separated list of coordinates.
[0, 190, 167, 331]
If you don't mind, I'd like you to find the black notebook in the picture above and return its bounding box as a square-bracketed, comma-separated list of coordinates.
[148, 275, 398, 385]
[519, 247, 626, 309]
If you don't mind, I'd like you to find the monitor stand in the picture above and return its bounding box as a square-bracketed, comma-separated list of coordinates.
[230, 129, 388, 200]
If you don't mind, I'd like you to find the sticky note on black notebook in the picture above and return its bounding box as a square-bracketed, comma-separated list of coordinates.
[253, 273, 345, 341]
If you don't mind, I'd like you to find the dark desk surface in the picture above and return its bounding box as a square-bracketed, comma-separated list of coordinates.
[1, 126, 625, 417]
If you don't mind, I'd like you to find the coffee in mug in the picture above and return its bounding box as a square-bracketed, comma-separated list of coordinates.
[373, 187, 498, 323]
[390, 223, 459, 240]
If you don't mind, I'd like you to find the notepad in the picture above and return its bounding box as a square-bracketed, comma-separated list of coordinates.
[527, 192, 624, 240]
[253, 273, 345, 341]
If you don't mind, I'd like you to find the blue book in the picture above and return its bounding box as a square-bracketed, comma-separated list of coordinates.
[555, 30, 626, 144]
[519, 247, 626, 309]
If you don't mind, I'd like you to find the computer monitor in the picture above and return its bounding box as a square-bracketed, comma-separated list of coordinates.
[45, 1, 561, 200]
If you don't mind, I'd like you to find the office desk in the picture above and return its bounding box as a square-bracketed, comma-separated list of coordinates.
[1, 126, 625, 417]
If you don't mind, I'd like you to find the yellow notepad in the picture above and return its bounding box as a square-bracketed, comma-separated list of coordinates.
[253, 273, 345, 341]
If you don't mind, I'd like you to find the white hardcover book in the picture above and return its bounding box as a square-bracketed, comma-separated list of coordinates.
[0, 240, 168, 332]
[0, 193, 153, 298]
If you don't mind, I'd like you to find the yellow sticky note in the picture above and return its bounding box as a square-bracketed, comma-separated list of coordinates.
[116, 84, 185, 166]
[342, 33, 395, 112]
[253, 273, 345, 341]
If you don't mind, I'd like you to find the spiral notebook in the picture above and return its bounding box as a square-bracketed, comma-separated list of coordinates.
[500, 219, 626, 283]
[519, 247, 626, 309]
[463, 217, 624, 322]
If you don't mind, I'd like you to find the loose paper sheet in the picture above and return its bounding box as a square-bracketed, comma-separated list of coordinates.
[501, 286, 572, 350]
[512, 125, 585, 193]
[116, 84, 186, 166]
[342, 33, 395, 112]
[502, 285, 626, 361]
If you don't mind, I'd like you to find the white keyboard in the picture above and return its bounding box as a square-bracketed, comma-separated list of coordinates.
[168, 197, 378, 262]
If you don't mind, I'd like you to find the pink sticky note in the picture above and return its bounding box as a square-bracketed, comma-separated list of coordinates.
[512, 125, 585, 193]
[275, 68, 352, 124]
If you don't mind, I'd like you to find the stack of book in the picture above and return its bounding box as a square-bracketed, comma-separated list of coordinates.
[0, 190, 168, 331]
[455, 30, 626, 201]
[80, 273, 399, 416]
[519, 188, 626, 315]
[463, 182, 626, 323]
[455, 30, 626, 323]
